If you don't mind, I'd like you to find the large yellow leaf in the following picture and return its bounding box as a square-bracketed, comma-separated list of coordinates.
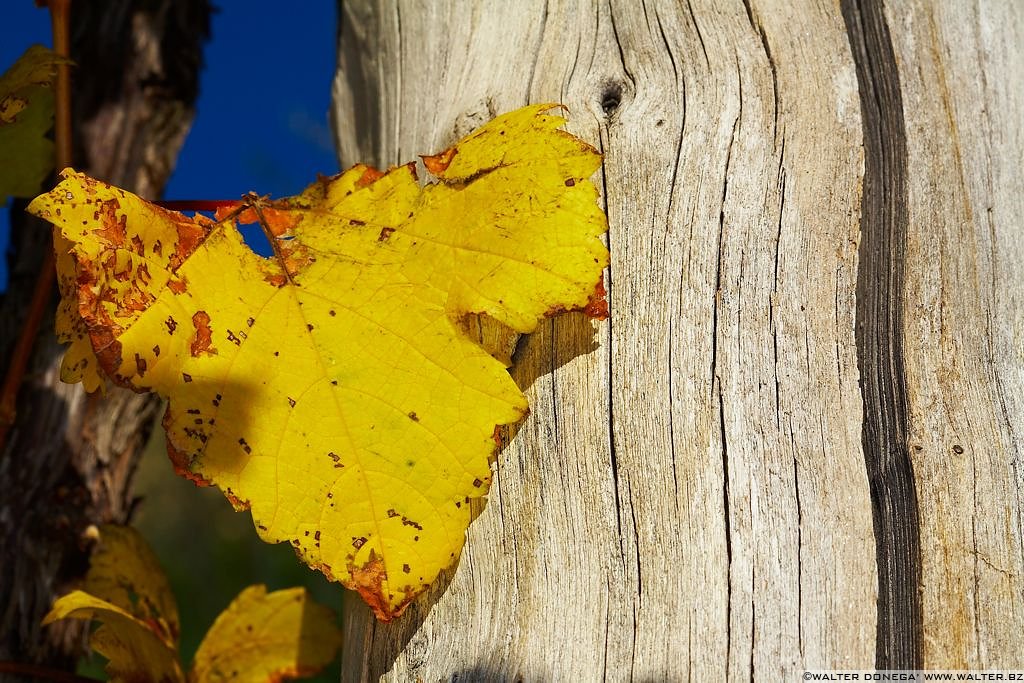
[28, 104, 609, 620]
[189, 586, 342, 682]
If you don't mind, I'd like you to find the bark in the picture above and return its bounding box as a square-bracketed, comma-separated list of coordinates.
[0, 1, 210, 674]
[331, 0, 1024, 679]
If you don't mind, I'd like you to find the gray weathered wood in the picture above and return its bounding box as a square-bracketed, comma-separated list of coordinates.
[331, 0, 1023, 679]
[884, 0, 1024, 666]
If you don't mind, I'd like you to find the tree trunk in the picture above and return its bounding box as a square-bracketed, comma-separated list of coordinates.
[0, 2, 210, 674]
[331, 0, 1024, 679]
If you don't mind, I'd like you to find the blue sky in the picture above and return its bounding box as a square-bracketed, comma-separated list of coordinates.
[1, 1, 339, 287]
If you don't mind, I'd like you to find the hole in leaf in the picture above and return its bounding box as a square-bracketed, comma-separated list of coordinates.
[238, 223, 275, 258]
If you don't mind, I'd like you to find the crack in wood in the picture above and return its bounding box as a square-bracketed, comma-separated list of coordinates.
[841, 0, 923, 669]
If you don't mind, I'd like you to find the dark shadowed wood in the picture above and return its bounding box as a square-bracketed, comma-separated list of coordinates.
[842, 0, 921, 668]
[0, 2, 210, 674]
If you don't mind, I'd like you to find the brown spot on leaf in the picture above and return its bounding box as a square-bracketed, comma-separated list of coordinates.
[189, 311, 216, 357]
[407, 411, 419, 422]
[266, 272, 288, 287]
[356, 165, 385, 188]
[583, 275, 609, 320]
[134, 353, 147, 377]
[401, 517, 423, 531]
[169, 218, 208, 269]
[378, 227, 395, 242]
[238, 438, 252, 455]
[165, 316, 178, 334]
[167, 277, 187, 294]
[223, 488, 250, 511]
[88, 328, 123, 381]
[349, 550, 410, 622]
[162, 410, 212, 487]
[287, 397, 296, 408]
[94, 198, 126, 246]
[182, 373, 192, 383]
[246, 205, 299, 237]
[422, 146, 458, 175]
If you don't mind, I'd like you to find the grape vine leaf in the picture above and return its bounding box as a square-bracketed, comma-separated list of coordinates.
[43, 525, 342, 683]
[191, 586, 342, 682]
[0, 45, 101, 391]
[0, 44, 68, 202]
[28, 104, 610, 620]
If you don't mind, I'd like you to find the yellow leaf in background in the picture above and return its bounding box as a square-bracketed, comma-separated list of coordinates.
[43, 525, 342, 682]
[28, 104, 610, 620]
[0, 44, 69, 201]
[43, 590, 184, 683]
[42, 525, 183, 682]
[83, 524, 180, 648]
[0, 46, 97, 390]
[189, 586, 342, 683]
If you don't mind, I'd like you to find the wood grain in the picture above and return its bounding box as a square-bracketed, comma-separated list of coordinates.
[331, 0, 1023, 678]
[885, 0, 1024, 668]
[333, 1, 880, 679]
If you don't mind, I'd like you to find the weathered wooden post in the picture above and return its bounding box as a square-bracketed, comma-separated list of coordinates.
[331, 1, 1023, 679]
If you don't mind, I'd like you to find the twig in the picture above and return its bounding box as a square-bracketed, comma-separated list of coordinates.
[0, 0, 73, 451]
[0, 661, 100, 683]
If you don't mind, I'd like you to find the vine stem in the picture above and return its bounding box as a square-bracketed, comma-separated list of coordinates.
[0, 661, 100, 683]
[0, 0, 72, 452]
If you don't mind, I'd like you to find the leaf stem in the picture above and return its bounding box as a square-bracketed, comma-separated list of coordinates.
[247, 194, 295, 285]
[0, 0, 72, 452]
[0, 661, 100, 683]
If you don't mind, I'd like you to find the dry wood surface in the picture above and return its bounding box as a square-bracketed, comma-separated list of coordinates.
[330, 1, 1022, 680]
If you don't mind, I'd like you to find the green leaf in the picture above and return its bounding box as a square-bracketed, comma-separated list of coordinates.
[0, 44, 69, 202]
